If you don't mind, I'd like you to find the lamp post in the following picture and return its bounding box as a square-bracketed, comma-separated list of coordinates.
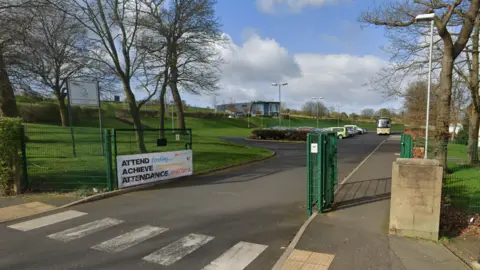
[272, 82, 288, 126]
[415, 13, 436, 159]
[336, 104, 343, 126]
[312, 97, 324, 128]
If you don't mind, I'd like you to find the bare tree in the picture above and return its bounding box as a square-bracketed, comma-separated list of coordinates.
[454, 17, 480, 162]
[403, 80, 438, 127]
[301, 100, 327, 118]
[145, 0, 223, 131]
[360, 108, 375, 119]
[67, 0, 159, 153]
[9, 2, 92, 126]
[360, 0, 480, 168]
[0, 1, 36, 117]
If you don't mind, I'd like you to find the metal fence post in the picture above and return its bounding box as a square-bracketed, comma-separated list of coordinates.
[104, 129, 113, 191]
[306, 133, 313, 216]
[19, 125, 28, 192]
[400, 134, 406, 158]
[112, 129, 118, 190]
[317, 133, 324, 213]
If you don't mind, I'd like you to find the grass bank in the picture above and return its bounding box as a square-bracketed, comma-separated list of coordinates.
[24, 116, 271, 191]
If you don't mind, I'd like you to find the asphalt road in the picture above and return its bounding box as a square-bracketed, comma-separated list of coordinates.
[0, 133, 387, 270]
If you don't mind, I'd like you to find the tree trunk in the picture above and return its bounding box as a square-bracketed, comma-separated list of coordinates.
[169, 66, 186, 131]
[56, 93, 68, 127]
[0, 48, 19, 117]
[434, 49, 454, 169]
[468, 107, 480, 164]
[159, 69, 169, 138]
[123, 82, 147, 153]
[468, 21, 480, 164]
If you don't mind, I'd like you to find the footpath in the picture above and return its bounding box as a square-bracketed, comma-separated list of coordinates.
[274, 137, 470, 270]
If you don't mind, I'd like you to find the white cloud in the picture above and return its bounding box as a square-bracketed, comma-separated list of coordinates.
[181, 33, 396, 113]
[257, 0, 341, 13]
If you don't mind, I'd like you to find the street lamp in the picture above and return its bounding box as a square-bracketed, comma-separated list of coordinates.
[336, 104, 343, 126]
[415, 13, 436, 159]
[312, 97, 324, 128]
[272, 82, 288, 126]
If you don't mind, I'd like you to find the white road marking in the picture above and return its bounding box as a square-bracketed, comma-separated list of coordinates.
[47, 218, 123, 242]
[91, 225, 168, 252]
[7, 210, 87, 231]
[143, 233, 214, 266]
[395, 153, 400, 156]
[202, 241, 268, 270]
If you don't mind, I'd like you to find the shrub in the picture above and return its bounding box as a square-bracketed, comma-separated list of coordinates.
[18, 102, 105, 125]
[19, 102, 61, 124]
[0, 117, 22, 195]
[251, 128, 308, 141]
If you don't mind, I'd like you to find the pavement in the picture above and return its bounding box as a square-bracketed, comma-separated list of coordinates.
[277, 136, 471, 270]
[0, 133, 385, 270]
[0, 193, 82, 223]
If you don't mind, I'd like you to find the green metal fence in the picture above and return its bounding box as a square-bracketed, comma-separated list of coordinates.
[23, 125, 108, 191]
[400, 134, 480, 213]
[306, 132, 338, 215]
[400, 134, 413, 158]
[21, 125, 192, 192]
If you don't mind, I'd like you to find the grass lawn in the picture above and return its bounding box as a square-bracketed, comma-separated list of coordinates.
[24, 116, 272, 191]
[444, 163, 480, 212]
[426, 142, 480, 212]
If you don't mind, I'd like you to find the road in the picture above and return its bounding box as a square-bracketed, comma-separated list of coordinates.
[0, 133, 387, 270]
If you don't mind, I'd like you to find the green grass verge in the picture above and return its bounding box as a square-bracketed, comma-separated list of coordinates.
[24, 117, 272, 191]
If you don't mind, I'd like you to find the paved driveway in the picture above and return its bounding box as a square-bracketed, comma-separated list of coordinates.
[0, 133, 388, 270]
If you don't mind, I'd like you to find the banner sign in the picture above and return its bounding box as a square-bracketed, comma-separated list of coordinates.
[116, 150, 193, 189]
[68, 79, 99, 106]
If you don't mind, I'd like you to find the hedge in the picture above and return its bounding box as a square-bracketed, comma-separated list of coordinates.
[18, 102, 105, 124]
[250, 128, 309, 141]
[0, 117, 22, 195]
[116, 108, 228, 120]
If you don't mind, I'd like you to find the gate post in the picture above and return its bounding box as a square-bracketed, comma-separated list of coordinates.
[317, 133, 325, 213]
[104, 129, 113, 191]
[19, 125, 28, 192]
[401, 134, 413, 158]
[306, 133, 314, 216]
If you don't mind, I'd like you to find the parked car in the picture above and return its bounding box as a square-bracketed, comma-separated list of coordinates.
[345, 126, 356, 137]
[327, 127, 348, 139]
[344, 125, 367, 135]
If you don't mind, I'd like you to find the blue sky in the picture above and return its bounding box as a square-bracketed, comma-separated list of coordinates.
[215, 0, 387, 58]
[175, 0, 401, 113]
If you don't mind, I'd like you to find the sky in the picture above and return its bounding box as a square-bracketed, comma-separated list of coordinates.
[164, 0, 403, 114]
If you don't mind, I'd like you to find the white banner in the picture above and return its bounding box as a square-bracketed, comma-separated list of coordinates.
[68, 80, 99, 106]
[116, 150, 193, 189]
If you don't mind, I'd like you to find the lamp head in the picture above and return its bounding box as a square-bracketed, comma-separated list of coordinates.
[415, 13, 435, 23]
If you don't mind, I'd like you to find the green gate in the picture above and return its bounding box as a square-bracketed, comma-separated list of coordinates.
[400, 134, 413, 158]
[307, 132, 338, 215]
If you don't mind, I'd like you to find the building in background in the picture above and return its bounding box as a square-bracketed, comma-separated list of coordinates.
[215, 101, 280, 116]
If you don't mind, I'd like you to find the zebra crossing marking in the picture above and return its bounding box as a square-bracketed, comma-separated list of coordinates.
[92, 225, 168, 252]
[202, 241, 268, 270]
[8, 210, 87, 231]
[48, 218, 123, 242]
[143, 233, 214, 266]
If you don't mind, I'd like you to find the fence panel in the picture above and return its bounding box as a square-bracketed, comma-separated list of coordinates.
[442, 139, 480, 213]
[307, 133, 320, 216]
[306, 132, 338, 215]
[24, 125, 108, 191]
[400, 135, 480, 213]
[113, 128, 192, 156]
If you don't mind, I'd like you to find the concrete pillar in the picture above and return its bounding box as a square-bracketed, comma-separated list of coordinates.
[389, 158, 443, 241]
